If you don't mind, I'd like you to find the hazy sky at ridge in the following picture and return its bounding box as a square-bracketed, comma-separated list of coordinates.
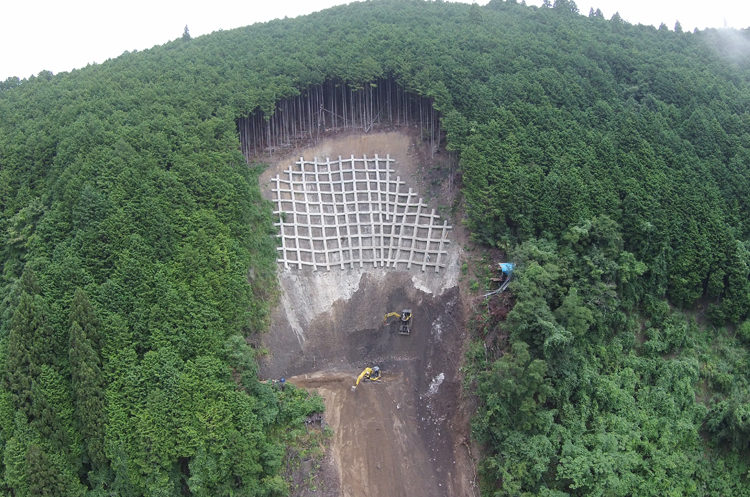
[1, 0, 748, 82]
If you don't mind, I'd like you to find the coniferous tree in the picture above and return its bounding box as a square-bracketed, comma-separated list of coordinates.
[69, 287, 102, 352]
[69, 289, 106, 469]
[25, 444, 68, 496]
[3, 294, 34, 414]
[3, 292, 53, 415]
[29, 378, 69, 456]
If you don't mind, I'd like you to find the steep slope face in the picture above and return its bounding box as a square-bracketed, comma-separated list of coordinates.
[259, 132, 474, 496]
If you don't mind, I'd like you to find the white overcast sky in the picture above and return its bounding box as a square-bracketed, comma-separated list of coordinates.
[1, 0, 748, 81]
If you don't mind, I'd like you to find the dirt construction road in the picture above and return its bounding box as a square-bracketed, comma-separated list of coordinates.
[290, 371, 448, 497]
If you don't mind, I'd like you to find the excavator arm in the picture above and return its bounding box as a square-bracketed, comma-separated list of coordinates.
[383, 312, 401, 324]
[355, 368, 372, 387]
[354, 367, 381, 389]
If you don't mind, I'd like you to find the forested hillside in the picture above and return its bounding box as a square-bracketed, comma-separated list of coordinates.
[1, 0, 750, 495]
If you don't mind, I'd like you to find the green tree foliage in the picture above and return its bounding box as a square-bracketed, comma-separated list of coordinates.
[0, 0, 321, 491]
[69, 289, 106, 469]
[473, 341, 555, 493]
[469, 217, 750, 495]
[4, 284, 56, 416]
[1, 0, 750, 494]
[25, 444, 70, 496]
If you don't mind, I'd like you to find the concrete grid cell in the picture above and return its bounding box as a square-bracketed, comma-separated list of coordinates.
[271, 155, 452, 272]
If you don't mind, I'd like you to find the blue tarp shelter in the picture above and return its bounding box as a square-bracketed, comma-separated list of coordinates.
[499, 263, 515, 275]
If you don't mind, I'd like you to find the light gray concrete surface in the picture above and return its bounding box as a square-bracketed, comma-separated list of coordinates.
[271, 155, 452, 272]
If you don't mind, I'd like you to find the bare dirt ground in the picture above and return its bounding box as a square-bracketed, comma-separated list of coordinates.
[256, 129, 478, 497]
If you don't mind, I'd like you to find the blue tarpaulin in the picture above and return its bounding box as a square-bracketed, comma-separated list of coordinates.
[499, 263, 515, 275]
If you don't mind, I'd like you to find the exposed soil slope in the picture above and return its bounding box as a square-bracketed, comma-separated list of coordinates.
[259, 131, 475, 497]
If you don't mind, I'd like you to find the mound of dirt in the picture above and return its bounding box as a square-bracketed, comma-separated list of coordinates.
[259, 131, 476, 497]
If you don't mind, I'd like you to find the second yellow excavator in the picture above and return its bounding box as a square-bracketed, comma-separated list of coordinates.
[384, 309, 412, 335]
[352, 366, 381, 391]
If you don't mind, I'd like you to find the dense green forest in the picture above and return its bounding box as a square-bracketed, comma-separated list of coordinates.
[1, 0, 750, 495]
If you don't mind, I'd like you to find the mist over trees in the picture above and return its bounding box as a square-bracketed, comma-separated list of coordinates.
[1, 0, 750, 494]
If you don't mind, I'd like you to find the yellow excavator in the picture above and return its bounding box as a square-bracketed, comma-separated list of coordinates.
[352, 366, 381, 391]
[384, 309, 412, 335]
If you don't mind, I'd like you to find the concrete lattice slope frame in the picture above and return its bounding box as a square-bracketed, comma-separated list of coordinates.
[271, 155, 452, 272]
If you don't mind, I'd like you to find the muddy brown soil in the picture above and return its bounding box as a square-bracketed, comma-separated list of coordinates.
[257, 130, 477, 497]
[290, 371, 447, 497]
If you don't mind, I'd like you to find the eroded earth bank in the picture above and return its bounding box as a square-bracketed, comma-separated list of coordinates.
[258, 132, 476, 497]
